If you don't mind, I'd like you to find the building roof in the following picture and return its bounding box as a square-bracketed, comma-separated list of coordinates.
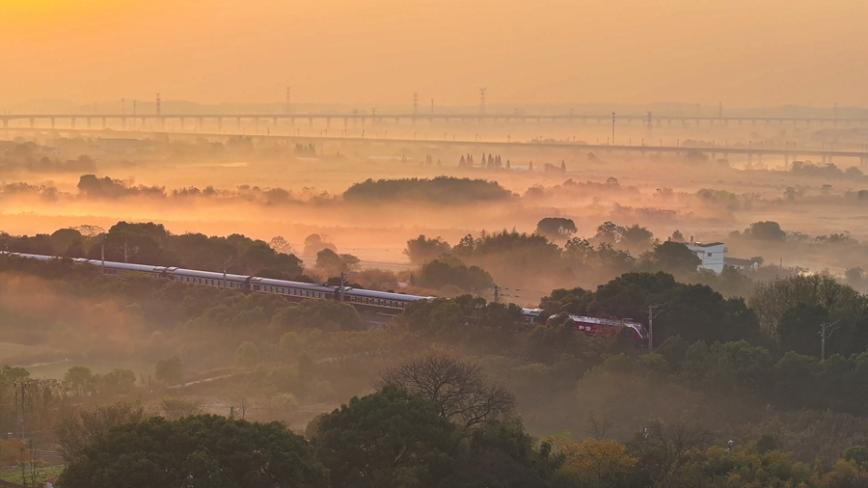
[688, 241, 724, 248]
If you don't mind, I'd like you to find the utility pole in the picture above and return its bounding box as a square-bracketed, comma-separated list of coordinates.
[493, 284, 500, 304]
[221, 256, 233, 289]
[15, 381, 27, 487]
[647, 306, 654, 353]
[20, 444, 26, 488]
[647, 305, 664, 353]
[819, 320, 841, 362]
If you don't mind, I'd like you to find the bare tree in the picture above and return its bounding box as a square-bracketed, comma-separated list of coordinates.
[380, 355, 514, 429]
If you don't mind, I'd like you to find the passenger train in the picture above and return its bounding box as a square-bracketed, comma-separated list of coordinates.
[2, 252, 434, 313]
[2, 253, 647, 334]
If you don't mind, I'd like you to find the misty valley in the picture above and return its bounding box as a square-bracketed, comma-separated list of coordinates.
[4, 2, 868, 484]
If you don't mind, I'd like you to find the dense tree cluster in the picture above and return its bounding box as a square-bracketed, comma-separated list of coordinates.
[59, 415, 323, 488]
[543, 272, 760, 344]
[343, 176, 514, 204]
[535, 217, 578, 240]
[405, 225, 753, 299]
[404, 234, 451, 265]
[750, 274, 868, 355]
[53, 366, 868, 488]
[416, 258, 495, 294]
[1, 221, 304, 279]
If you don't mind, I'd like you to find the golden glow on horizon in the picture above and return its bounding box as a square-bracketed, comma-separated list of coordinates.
[4, 0, 109, 16]
[0, 0, 867, 106]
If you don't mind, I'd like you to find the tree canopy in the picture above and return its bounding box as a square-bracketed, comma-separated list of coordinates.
[59, 415, 323, 488]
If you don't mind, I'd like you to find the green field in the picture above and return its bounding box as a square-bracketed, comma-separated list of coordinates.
[0, 464, 65, 486]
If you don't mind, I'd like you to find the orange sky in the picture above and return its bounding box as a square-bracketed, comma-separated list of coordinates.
[1, 0, 867, 107]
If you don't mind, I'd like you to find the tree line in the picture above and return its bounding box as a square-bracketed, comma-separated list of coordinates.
[53, 356, 868, 488]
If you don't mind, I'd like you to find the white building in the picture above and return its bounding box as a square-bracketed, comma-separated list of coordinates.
[686, 242, 726, 274]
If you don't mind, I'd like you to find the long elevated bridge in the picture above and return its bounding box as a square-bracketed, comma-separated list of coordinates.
[6, 126, 867, 165]
[2, 112, 868, 129]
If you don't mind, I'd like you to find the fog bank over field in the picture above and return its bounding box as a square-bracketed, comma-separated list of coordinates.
[4, 133, 868, 276]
